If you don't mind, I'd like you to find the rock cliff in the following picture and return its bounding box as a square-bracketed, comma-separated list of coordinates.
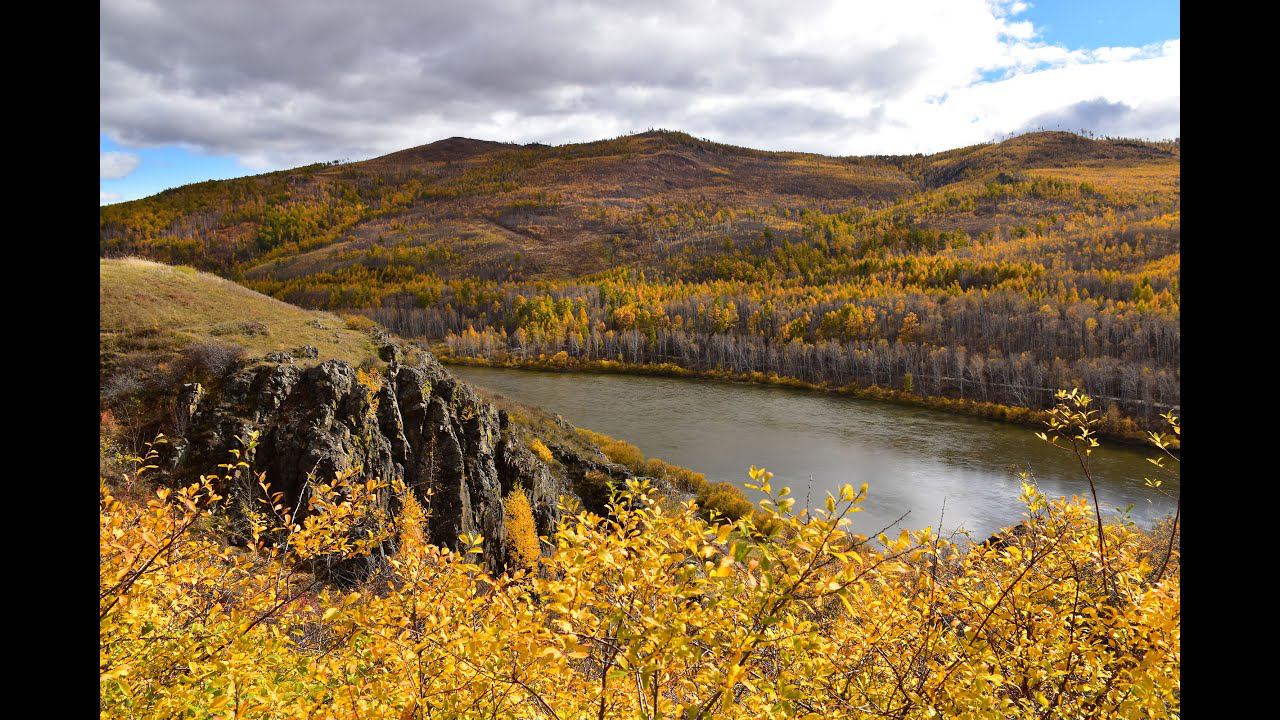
[162, 344, 622, 574]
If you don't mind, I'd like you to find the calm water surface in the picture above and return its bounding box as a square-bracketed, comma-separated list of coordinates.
[454, 366, 1178, 540]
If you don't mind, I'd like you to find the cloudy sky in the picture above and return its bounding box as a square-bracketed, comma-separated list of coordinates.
[100, 0, 1179, 204]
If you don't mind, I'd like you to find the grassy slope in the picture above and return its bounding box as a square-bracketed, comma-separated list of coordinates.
[100, 257, 379, 368]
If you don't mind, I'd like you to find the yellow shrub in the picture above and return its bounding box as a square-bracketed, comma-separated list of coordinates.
[101, 393, 1180, 719]
[503, 488, 540, 570]
[696, 480, 754, 521]
[355, 367, 383, 415]
[528, 437, 554, 464]
[578, 426, 754, 522]
[600, 438, 644, 468]
[101, 467, 1180, 718]
[341, 313, 376, 332]
[575, 427, 613, 448]
[643, 457, 708, 494]
[575, 427, 645, 470]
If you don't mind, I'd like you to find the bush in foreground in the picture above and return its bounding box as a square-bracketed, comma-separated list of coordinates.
[100, 397, 1179, 718]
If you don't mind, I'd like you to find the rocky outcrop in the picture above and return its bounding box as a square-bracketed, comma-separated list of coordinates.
[165, 348, 582, 574]
[175, 382, 204, 431]
[547, 443, 633, 516]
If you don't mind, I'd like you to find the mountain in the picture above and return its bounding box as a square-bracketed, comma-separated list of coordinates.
[100, 130, 1177, 280]
[99, 130, 1180, 428]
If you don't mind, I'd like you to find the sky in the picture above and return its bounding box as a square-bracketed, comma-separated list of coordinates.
[100, 0, 1179, 205]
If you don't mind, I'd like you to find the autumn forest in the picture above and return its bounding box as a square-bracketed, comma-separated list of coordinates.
[100, 130, 1180, 435]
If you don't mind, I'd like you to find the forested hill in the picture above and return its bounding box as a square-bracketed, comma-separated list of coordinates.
[100, 130, 1180, 427]
[100, 130, 1177, 279]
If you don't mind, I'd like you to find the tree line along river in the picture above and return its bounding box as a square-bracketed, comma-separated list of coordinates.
[453, 366, 1178, 541]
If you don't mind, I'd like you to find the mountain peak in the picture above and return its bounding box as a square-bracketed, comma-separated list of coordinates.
[371, 136, 516, 166]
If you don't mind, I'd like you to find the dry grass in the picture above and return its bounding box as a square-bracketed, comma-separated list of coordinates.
[100, 257, 379, 367]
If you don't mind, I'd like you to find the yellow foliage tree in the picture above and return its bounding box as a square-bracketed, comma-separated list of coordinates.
[503, 488, 541, 570]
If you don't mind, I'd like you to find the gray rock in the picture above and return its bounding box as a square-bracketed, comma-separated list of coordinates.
[175, 382, 204, 432]
[263, 351, 293, 364]
[167, 341, 573, 577]
[293, 345, 319, 359]
[378, 343, 401, 365]
[548, 441, 633, 516]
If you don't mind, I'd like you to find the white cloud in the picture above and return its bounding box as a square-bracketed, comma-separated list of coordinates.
[99, 0, 1178, 167]
[100, 151, 140, 179]
[100, 190, 123, 205]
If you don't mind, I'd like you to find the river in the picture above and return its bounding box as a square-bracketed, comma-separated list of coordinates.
[453, 365, 1178, 540]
